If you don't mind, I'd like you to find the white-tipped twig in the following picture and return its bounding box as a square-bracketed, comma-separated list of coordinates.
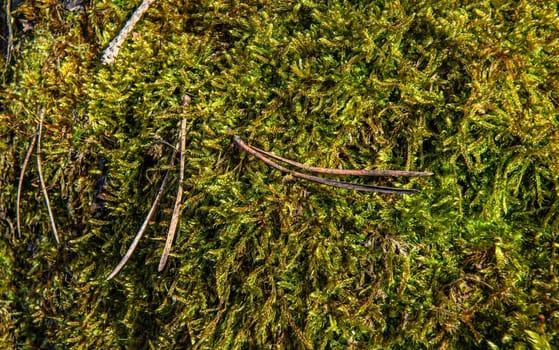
[17, 131, 37, 237]
[36, 108, 60, 244]
[101, 0, 156, 65]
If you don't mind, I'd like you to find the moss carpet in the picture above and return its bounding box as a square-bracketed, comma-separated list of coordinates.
[1, 0, 558, 348]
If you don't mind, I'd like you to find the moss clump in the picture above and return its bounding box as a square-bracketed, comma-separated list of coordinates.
[1, 0, 558, 348]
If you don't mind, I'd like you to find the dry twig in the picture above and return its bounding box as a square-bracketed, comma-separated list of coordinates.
[233, 135, 431, 194]
[36, 108, 60, 244]
[106, 148, 177, 280]
[158, 95, 190, 271]
[107, 95, 191, 278]
[158, 117, 187, 271]
[16, 131, 37, 237]
[101, 0, 156, 65]
[251, 144, 433, 177]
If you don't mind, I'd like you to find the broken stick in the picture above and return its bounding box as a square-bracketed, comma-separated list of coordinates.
[101, 0, 156, 65]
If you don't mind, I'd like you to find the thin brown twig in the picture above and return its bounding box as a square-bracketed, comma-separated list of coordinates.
[17, 131, 37, 237]
[106, 145, 178, 280]
[233, 136, 425, 195]
[158, 116, 187, 271]
[36, 108, 60, 244]
[251, 145, 433, 177]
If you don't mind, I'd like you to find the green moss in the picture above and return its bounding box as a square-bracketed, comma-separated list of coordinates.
[1, 0, 558, 348]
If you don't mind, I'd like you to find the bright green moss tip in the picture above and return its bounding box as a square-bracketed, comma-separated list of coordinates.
[0, 0, 558, 348]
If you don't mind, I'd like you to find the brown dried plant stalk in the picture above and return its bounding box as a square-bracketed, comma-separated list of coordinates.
[16, 130, 37, 237]
[158, 116, 187, 271]
[107, 95, 190, 279]
[250, 144, 433, 177]
[233, 135, 432, 194]
[106, 146, 177, 280]
[36, 108, 60, 244]
[158, 95, 191, 271]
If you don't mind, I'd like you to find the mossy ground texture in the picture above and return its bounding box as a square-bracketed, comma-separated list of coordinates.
[1, 0, 558, 348]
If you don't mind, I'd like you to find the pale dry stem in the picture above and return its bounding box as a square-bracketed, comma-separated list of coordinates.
[16, 130, 37, 237]
[36, 108, 60, 244]
[101, 0, 156, 65]
[106, 147, 177, 280]
[158, 116, 187, 271]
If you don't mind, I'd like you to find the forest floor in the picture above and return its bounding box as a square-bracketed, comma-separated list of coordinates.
[0, 1, 558, 348]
